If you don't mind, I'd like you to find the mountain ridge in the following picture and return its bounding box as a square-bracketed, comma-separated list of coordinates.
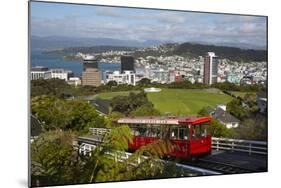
[31, 35, 266, 51]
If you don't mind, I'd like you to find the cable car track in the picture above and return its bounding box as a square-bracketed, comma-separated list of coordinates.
[181, 159, 256, 174]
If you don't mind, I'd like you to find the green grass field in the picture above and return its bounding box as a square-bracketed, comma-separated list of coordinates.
[95, 90, 140, 100]
[96, 88, 233, 115]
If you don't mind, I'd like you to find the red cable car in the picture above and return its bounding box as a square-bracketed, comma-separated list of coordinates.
[117, 116, 212, 160]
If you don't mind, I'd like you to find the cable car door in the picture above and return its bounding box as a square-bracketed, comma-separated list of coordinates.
[190, 124, 210, 156]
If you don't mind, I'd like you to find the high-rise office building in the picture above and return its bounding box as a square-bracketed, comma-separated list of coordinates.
[121, 56, 134, 73]
[203, 52, 219, 85]
[81, 59, 101, 87]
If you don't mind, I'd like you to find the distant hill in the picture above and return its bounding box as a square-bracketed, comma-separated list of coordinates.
[31, 35, 165, 50]
[32, 35, 267, 62]
[46, 46, 137, 54]
[174, 42, 267, 62]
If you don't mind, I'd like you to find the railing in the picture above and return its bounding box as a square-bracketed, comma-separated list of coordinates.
[88, 128, 268, 155]
[89, 128, 111, 136]
[212, 137, 267, 155]
[77, 142, 220, 175]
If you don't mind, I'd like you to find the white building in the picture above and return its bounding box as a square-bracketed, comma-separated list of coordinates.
[30, 66, 49, 80]
[48, 69, 73, 81]
[30, 66, 73, 81]
[67, 77, 81, 86]
[105, 70, 136, 86]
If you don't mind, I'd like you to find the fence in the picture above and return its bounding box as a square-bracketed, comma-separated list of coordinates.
[88, 128, 268, 155]
[212, 137, 267, 155]
[77, 142, 220, 175]
[89, 127, 110, 136]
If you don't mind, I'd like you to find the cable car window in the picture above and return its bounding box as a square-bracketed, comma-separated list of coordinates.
[179, 128, 186, 140]
[192, 124, 202, 139]
[170, 126, 179, 140]
[201, 122, 211, 136]
[151, 125, 161, 138]
[137, 125, 147, 136]
[160, 125, 169, 139]
[145, 124, 152, 137]
[129, 124, 141, 136]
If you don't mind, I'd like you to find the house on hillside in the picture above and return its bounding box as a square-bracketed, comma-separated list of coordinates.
[212, 107, 240, 129]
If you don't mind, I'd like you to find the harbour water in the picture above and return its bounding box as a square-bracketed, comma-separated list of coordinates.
[30, 49, 121, 78]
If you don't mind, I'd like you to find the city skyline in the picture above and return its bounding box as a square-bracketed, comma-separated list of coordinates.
[31, 1, 267, 49]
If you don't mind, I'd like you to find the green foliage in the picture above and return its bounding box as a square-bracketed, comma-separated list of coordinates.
[130, 106, 161, 116]
[31, 78, 95, 98]
[31, 96, 106, 133]
[221, 93, 267, 140]
[103, 125, 133, 151]
[233, 115, 267, 141]
[31, 131, 82, 185]
[213, 82, 263, 92]
[198, 106, 213, 116]
[31, 78, 69, 97]
[226, 99, 248, 120]
[110, 91, 154, 115]
[31, 125, 176, 186]
[96, 139, 173, 182]
[207, 119, 235, 138]
[106, 80, 118, 87]
[137, 78, 151, 85]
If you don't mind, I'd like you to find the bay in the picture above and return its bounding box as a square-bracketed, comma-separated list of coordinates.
[30, 49, 121, 79]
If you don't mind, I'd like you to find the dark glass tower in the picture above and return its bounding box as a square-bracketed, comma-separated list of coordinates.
[121, 56, 135, 73]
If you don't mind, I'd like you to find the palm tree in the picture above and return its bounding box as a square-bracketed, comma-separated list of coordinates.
[31, 125, 175, 185]
[81, 125, 174, 183]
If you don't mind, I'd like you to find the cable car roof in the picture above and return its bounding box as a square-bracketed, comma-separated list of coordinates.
[117, 116, 211, 125]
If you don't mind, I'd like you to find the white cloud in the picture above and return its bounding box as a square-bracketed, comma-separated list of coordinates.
[31, 8, 267, 48]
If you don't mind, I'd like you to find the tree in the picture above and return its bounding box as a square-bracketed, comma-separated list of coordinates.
[207, 119, 235, 138]
[31, 131, 82, 186]
[91, 126, 174, 182]
[110, 91, 154, 115]
[226, 99, 248, 120]
[233, 116, 267, 141]
[31, 96, 106, 133]
[198, 106, 213, 116]
[137, 78, 151, 85]
[31, 78, 69, 97]
[31, 125, 175, 186]
[31, 78, 96, 98]
[130, 106, 161, 116]
[106, 81, 118, 87]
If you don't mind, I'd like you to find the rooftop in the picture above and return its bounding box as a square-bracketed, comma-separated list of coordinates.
[117, 116, 211, 125]
[213, 108, 240, 123]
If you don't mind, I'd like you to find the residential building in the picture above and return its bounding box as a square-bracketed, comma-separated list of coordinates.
[203, 52, 219, 85]
[212, 107, 240, 129]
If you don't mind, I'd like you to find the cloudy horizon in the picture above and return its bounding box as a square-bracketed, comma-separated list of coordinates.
[31, 2, 267, 49]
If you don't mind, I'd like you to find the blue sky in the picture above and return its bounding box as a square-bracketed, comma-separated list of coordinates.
[30, 1, 267, 48]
